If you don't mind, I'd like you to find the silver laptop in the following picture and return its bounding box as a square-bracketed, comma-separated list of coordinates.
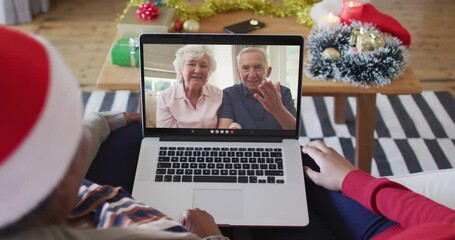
[133, 33, 308, 227]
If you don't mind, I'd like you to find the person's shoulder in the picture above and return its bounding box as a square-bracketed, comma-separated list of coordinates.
[223, 84, 242, 93]
[280, 84, 291, 91]
[206, 83, 222, 95]
[160, 83, 182, 99]
[161, 83, 179, 94]
[280, 85, 292, 95]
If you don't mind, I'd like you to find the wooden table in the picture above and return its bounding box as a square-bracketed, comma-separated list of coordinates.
[97, 11, 422, 173]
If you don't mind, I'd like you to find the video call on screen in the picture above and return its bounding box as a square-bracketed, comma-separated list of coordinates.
[141, 43, 302, 137]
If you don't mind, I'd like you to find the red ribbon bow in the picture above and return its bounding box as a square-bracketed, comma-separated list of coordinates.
[136, 2, 160, 20]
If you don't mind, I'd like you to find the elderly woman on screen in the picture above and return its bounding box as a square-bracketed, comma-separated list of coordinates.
[157, 45, 222, 128]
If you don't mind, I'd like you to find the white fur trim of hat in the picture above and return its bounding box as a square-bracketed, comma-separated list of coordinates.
[0, 26, 83, 228]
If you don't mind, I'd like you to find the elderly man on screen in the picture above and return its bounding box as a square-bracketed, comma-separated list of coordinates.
[217, 47, 297, 130]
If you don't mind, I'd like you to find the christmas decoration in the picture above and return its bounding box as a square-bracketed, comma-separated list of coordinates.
[117, 6, 177, 38]
[174, 19, 183, 32]
[306, 22, 408, 87]
[182, 19, 200, 32]
[319, 12, 341, 28]
[136, 1, 160, 20]
[162, 0, 317, 25]
[322, 47, 341, 59]
[340, 4, 411, 46]
[339, 0, 363, 22]
[310, 0, 371, 27]
[111, 38, 140, 67]
[350, 27, 385, 52]
[309, 1, 410, 46]
[118, 1, 167, 22]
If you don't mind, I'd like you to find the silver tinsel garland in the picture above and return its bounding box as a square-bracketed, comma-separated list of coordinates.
[305, 22, 408, 87]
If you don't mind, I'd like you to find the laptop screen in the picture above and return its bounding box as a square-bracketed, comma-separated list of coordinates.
[139, 34, 303, 140]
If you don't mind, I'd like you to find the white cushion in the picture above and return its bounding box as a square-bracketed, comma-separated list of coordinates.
[387, 169, 455, 210]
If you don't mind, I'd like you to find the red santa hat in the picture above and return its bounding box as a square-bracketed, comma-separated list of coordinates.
[0, 26, 83, 228]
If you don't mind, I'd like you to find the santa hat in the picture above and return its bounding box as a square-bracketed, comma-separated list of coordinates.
[0, 26, 83, 228]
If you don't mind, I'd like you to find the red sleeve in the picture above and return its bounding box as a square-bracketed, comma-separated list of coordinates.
[341, 170, 455, 228]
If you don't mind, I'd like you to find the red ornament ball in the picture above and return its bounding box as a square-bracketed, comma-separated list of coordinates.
[136, 2, 160, 20]
[174, 19, 183, 32]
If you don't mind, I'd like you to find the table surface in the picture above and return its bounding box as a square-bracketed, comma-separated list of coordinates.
[97, 11, 422, 96]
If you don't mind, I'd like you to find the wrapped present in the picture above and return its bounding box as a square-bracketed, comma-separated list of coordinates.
[111, 38, 139, 67]
[117, 6, 177, 39]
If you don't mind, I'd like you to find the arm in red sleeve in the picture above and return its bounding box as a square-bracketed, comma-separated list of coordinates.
[342, 170, 455, 228]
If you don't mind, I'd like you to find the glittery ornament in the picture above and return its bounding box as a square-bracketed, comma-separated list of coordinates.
[183, 19, 200, 32]
[321, 47, 341, 60]
[174, 19, 183, 32]
[350, 27, 386, 53]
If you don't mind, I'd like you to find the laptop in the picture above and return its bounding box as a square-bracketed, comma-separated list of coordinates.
[133, 33, 308, 227]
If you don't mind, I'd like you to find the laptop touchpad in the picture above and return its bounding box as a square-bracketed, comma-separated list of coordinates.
[193, 189, 244, 220]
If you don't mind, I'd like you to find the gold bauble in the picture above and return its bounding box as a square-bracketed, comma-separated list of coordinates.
[321, 47, 341, 60]
[183, 19, 200, 33]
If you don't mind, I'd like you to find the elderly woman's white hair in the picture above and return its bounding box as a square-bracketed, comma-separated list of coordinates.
[173, 45, 217, 82]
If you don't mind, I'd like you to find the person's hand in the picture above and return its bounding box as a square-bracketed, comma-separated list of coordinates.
[123, 112, 141, 124]
[254, 79, 285, 116]
[254, 79, 296, 129]
[302, 140, 357, 191]
[176, 208, 223, 238]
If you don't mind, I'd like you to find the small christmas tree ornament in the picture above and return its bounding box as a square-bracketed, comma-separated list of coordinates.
[174, 19, 183, 32]
[350, 27, 385, 53]
[136, 1, 160, 20]
[182, 19, 200, 33]
[322, 47, 341, 59]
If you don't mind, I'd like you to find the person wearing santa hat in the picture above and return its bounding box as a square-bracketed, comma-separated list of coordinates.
[0, 25, 226, 239]
[2, 24, 454, 240]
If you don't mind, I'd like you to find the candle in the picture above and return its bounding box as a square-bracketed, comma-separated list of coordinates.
[339, 1, 364, 23]
[319, 12, 341, 28]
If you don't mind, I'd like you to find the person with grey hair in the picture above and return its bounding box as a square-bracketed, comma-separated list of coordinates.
[218, 47, 297, 130]
[157, 45, 222, 128]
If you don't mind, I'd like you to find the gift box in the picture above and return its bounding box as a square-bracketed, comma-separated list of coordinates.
[117, 6, 177, 39]
[111, 38, 139, 67]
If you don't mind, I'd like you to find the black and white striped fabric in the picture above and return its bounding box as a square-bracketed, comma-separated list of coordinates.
[82, 91, 455, 177]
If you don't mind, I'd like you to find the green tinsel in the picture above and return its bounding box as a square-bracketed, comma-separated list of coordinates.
[306, 22, 408, 87]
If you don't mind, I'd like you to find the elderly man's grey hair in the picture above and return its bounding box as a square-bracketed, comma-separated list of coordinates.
[236, 47, 269, 68]
[173, 45, 217, 82]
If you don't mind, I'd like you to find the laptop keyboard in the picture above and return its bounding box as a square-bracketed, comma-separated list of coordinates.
[154, 146, 285, 184]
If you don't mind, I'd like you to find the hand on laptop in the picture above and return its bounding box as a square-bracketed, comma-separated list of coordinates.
[302, 140, 357, 191]
[176, 208, 223, 238]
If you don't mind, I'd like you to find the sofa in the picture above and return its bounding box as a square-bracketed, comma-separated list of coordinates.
[389, 168, 455, 209]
